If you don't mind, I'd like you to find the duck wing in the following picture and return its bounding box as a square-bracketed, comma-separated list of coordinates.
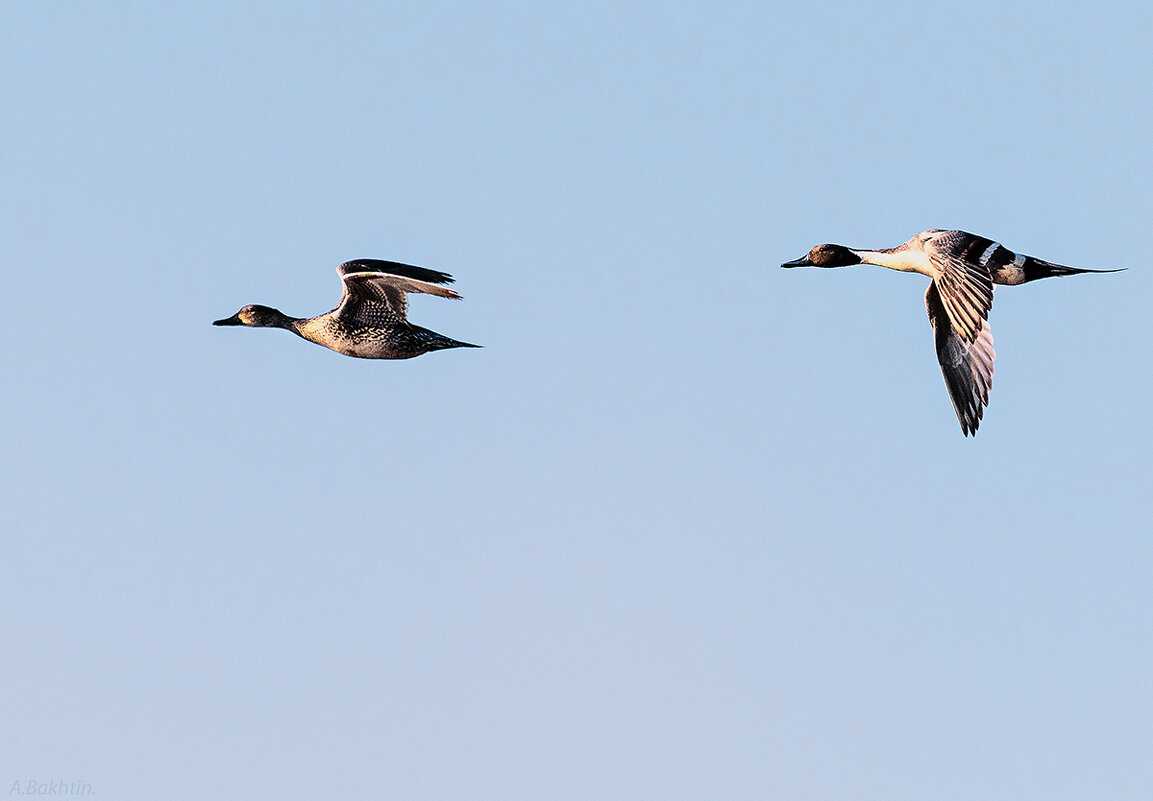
[334, 260, 462, 325]
[337, 259, 458, 287]
[923, 232, 995, 343]
[925, 281, 995, 436]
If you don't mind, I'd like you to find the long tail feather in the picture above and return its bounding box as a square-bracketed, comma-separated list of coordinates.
[1024, 257, 1125, 281]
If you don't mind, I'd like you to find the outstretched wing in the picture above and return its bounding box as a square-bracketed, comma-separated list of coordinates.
[923, 231, 995, 343]
[925, 282, 995, 436]
[334, 260, 462, 325]
[337, 259, 458, 287]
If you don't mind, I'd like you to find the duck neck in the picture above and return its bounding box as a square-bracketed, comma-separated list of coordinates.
[852, 248, 934, 277]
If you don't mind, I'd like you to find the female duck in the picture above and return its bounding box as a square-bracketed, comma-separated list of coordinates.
[214, 259, 479, 359]
[782, 230, 1121, 436]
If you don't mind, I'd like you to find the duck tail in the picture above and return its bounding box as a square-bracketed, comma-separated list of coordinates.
[1023, 257, 1125, 282]
[442, 339, 482, 351]
[426, 334, 482, 352]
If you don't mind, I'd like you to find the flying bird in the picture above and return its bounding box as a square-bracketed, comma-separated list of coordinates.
[214, 259, 479, 359]
[782, 230, 1121, 435]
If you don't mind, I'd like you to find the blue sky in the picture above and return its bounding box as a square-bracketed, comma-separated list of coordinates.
[3, 2, 1151, 799]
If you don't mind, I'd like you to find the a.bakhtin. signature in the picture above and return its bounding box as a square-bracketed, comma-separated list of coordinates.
[9, 779, 94, 796]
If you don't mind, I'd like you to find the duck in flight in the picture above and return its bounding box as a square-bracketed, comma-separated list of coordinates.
[214, 259, 479, 359]
[782, 230, 1122, 435]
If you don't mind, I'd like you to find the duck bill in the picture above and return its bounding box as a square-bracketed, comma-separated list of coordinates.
[781, 255, 814, 268]
[213, 314, 243, 326]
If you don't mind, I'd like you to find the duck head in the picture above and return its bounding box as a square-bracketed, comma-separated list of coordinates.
[213, 304, 291, 328]
[781, 244, 862, 269]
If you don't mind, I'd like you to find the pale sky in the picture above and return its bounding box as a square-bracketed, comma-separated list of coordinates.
[3, 2, 1152, 799]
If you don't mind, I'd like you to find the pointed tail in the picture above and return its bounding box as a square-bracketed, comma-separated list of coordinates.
[1024, 257, 1125, 281]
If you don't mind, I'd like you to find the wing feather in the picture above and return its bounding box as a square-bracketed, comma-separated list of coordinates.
[333, 262, 462, 326]
[925, 282, 995, 436]
[924, 232, 995, 343]
[337, 259, 457, 286]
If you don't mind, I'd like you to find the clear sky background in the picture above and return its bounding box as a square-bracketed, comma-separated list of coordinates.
[3, 2, 1151, 799]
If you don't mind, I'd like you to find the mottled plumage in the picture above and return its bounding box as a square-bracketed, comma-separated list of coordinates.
[783, 230, 1122, 436]
[214, 259, 479, 359]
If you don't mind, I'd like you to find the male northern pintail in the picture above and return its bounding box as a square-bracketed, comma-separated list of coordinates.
[214, 259, 479, 359]
[782, 230, 1122, 436]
